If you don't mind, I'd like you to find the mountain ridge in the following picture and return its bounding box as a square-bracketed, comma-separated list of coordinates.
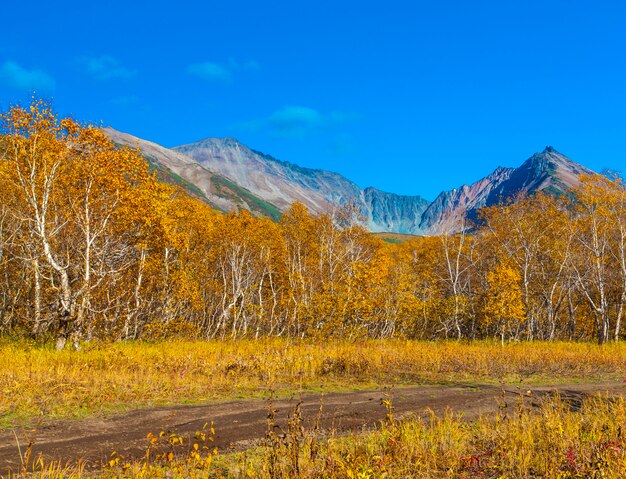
[173, 137, 363, 213]
[419, 165, 516, 233]
[104, 127, 595, 235]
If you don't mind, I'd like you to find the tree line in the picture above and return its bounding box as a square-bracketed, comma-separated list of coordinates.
[1, 102, 625, 347]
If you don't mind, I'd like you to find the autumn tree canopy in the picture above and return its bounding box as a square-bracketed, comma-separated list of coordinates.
[1, 101, 625, 346]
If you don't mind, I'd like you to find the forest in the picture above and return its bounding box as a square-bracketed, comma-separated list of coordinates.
[1, 101, 625, 347]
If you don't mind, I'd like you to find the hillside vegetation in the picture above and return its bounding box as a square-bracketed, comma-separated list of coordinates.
[1, 101, 626, 346]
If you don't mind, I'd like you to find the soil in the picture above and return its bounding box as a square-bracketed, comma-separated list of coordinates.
[0, 381, 624, 475]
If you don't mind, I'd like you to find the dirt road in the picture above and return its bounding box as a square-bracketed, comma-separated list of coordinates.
[0, 381, 623, 474]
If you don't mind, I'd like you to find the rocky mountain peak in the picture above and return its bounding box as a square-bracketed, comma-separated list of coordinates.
[177, 137, 246, 151]
[485, 147, 594, 209]
[487, 165, 515, 182]
[526, 146, 579, 170]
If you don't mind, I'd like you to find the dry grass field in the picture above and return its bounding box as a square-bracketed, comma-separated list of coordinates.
[2, 339, 626, 478]
[2, 339, 626, 426]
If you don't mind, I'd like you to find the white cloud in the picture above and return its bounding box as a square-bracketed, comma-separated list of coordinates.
[77, 55, 135, 80]
[238, 106, 358, 138]
[0, 61, 55, 91]
[187, 58, 260, 82]
[268, 106, 325, 136]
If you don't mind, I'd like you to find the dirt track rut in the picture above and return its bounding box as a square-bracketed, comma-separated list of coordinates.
[0, 382, 623, 474]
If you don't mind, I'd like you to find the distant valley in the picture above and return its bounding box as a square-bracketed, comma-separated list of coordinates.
[105, 128, 594, 234]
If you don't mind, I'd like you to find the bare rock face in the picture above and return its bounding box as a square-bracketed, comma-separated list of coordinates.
[419, 166, 515, 234]
[174, 138, 363, 213]
[362, 187, 430, 234]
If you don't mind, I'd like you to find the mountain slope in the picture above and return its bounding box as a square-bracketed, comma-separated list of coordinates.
[419, 166, 515, 234]
[485, 146, 594, 204]
[173, 138, 362, 213]
[362, 187, 431, 233]
[104, 128, 281, 219]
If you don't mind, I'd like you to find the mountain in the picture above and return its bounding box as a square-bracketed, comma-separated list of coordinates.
[104, 128, 282, 219]
[485, 146, 593, 204]
[104, 127, 595, 235]
[362, 187, 431, 233]
[173, 137, 431, 234]
[420, 146, 594, 233]
[419, 166, 515, 234]
[174, 138, 362, 213]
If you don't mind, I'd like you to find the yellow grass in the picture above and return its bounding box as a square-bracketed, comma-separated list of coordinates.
[1, 339, 626, 427]
[236, 394, 626, 478]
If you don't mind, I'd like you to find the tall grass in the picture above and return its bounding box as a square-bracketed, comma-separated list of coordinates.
[263, 394, 626, 478]
[1, 339, 625, 425]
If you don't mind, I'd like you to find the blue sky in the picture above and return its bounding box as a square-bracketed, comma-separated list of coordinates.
[1, 0, 625, 200]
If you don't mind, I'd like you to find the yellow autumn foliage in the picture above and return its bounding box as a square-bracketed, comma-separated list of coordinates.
[1, 100, 626, 345]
